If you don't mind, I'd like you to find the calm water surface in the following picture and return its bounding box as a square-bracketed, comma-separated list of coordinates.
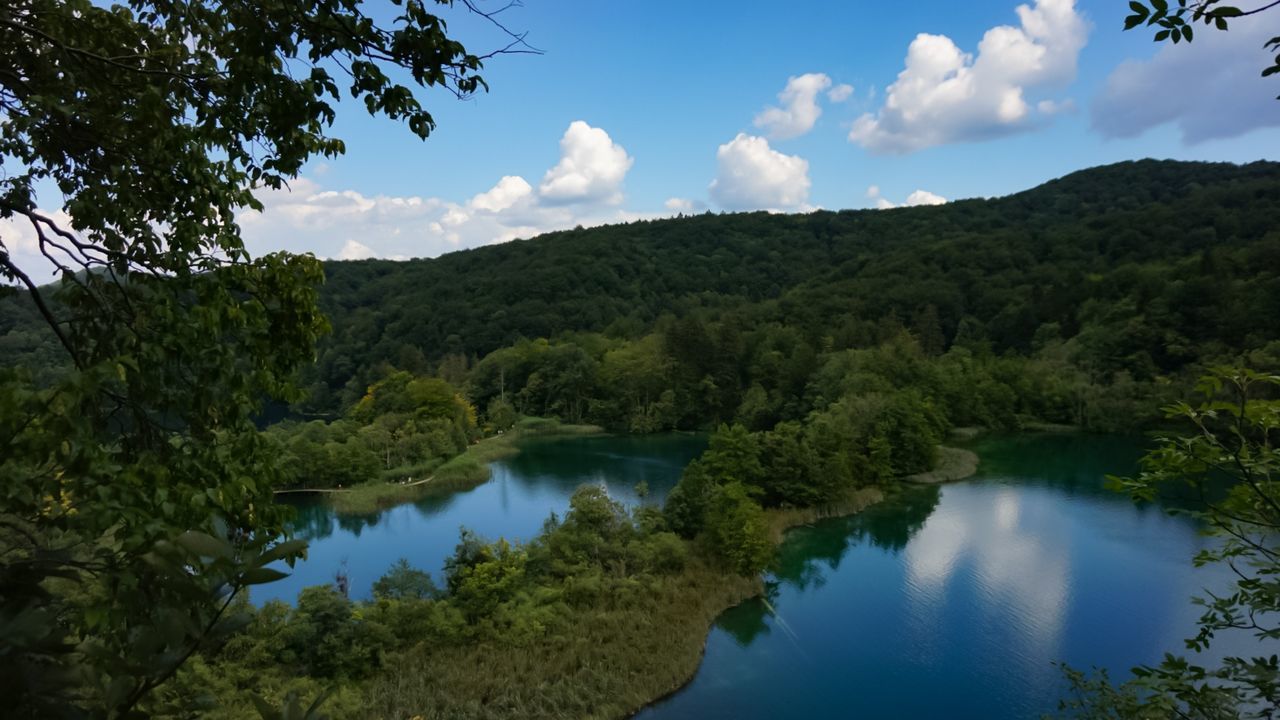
[256, 434, 707, 604]
[261, 432, 1271, 719]
[639, 434, 1259, 720]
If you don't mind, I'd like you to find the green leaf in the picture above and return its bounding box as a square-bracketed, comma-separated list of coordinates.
[1155, 29, 1171, 41]
[239, 567, 290, 586]
[254, 538, 308, 567]
[174, 530, 232, 559]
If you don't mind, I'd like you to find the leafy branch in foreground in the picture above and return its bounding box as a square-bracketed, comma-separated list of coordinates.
[1124, 1, 1280, 96]
[1057, 368, 1280, 719]
[0, 0, 530, 716]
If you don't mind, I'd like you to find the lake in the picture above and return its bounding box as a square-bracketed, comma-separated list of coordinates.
[258, 433, 709, 604]
[263, 432, 1267, 719]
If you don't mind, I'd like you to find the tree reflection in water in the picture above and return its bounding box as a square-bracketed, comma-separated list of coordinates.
[718, 484, 943, 645]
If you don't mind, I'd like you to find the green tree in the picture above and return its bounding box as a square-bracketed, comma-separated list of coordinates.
[1060, 369, 1280, 718]
[703, 483, 773, 576]
[0, 0, 523, 714]
[373, 559, 441, 601]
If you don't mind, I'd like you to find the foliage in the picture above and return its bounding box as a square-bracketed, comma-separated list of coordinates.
[0, 0, 518, 715]
[223, 160, 1280, 418]
[702, 483, 773, 576]
[1123, 1, 1280, 96]
[372, 559, 440, 602]
[267, 372, 477, 489]
[1060, 369, 1280, 718]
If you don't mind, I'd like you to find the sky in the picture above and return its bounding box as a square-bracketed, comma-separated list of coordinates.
[8, 0, 1280, 270]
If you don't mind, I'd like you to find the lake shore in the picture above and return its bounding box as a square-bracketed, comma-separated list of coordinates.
[906, 445, 981, 485]
[625, 485, 887, 717]
[321, 419, 605, 514]
[361, 485, 888, 720]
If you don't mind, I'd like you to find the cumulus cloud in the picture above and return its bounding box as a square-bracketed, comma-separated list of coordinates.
[538, 121, 634, 204]
[664, 197, 706, 214]
[3, 122, 641, 277]
[1092, 21, 1280, 143]
[849, 0, 1088, 153]
[709, 134, 811, 211]
[867, 185, 948, 209]
[337, 239, 377, 260]
[232, 121, 647, 262]
[754, 73, 836, 139]
[828, 83, 855, 103]
[240, 179, 648, 262]
[470, 175, 533, 213]
[906, 189, 948, 206]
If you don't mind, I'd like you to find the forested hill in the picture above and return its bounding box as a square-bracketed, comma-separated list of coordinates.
[303, 159, 1280, 409]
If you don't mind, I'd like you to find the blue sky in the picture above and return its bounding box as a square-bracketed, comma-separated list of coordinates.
[11, 0, 1278, 269]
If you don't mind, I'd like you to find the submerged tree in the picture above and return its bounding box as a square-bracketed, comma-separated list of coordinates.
[1059, 369, 1280, 718]
[0, 0, 530, 715]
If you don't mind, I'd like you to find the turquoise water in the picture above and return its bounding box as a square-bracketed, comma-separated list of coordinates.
[260, 432, 1271, 718]
[255, 434, 707, 604]
[638, 434, 1258, 719]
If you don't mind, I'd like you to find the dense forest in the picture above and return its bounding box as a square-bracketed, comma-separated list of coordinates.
[4, 159, 1279, 493]
[287, 159, 1280, 429]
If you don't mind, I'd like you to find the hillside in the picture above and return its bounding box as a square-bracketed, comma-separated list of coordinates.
[300, 159, 1280, 409]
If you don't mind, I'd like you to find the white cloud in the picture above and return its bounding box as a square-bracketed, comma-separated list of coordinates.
[664, 197, 706, 214]
[754, 73, 834, 139]
[5, 122, 643, 277]
[1092, 21, 1280, 143]
[906, 189, 948, 206]
[1037, 98, 1075, 115]
[337, 239, 376, 260]
[469, 175, 533, 213]
[538, 121, 634, 205]
[709, 134, 811, 211]
[849, 0, 1088, 153]
[828, 83, 855, 103]
[866, 185, 948, 209]
[232, 121, 651, 262]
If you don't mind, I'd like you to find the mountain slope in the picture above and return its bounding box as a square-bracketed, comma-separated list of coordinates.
[307, 159, 1280, 403]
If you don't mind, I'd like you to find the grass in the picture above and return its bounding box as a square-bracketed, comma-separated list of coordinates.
[360, 557, 761, 720]
[326, 418, 604, 515]
[905, 445, 981, 485]
[765, 486, 886, 541]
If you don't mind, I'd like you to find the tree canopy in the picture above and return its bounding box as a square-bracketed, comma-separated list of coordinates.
[0, 0, 521, 716]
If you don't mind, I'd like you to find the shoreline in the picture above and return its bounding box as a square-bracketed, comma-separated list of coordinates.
[318, 420, 605, 514]
[906, 445, 981, 485]
[354, 435, 962, 717]
[621, 486, 886, 718]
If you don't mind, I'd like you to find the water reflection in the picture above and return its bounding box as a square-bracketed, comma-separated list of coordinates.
[770, 485, 941, 594]
[257, 433, 707, 604]
[638, 434, 1257, 720]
